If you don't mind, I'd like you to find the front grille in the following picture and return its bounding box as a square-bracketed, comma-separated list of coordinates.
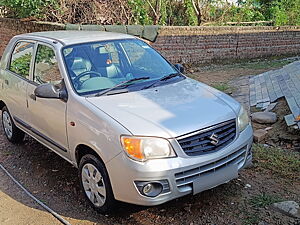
[177, 119, 236, 156]
[175, 146, 247, 190]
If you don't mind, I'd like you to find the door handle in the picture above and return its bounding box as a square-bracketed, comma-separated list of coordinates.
[29, 94, 36, 101]
[4, 80, 8, 85]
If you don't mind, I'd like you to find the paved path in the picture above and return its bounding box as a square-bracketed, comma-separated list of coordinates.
[249, 61, 300, 128]
[0, 169, 62, 225]
[229, 75, 251, 112]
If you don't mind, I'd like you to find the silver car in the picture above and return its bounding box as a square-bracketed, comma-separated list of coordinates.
[0, 31, 253, 213]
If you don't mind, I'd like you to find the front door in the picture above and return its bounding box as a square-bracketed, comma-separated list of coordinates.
[26, 43, 69, 159]
[3, 41, 35, 124]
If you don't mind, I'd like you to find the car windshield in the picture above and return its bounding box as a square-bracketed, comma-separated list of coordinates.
[62, 39, 183, 96]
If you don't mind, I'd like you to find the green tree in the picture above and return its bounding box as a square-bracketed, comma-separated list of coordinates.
[0, 0, 58, 19]
[270, 0, 300, 25]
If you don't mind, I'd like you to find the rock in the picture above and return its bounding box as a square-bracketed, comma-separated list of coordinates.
[245, 184, 251, 188]
[258, 222, 269, 225]
[265, 127, 273, 131]
[272, 201, 300, 218]
[264, 102, 278, 112]
[253, 129, 268, 143]
[251, 112, 277, 124]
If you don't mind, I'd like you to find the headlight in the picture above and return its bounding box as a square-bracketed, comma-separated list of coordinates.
[237, 106, 250, 132]
[120, 136, 176, 161]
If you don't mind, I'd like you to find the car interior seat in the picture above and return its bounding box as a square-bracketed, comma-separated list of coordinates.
[90, 47, 122, 78]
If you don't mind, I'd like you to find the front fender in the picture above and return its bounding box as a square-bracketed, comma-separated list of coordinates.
[66, 95, 131, 166]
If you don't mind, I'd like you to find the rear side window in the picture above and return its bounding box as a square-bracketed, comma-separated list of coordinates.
[34, 44, 61, 84]
[9, 41, 35, 79]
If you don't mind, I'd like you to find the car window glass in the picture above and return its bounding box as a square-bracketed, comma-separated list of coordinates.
[121, 41, 171, 76]
[34, 44, 61, 84]
[9, 41, 35, 79]
[62, 39, 178, 95]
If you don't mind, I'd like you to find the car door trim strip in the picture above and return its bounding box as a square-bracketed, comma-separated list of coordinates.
[14, 116, 68, 153]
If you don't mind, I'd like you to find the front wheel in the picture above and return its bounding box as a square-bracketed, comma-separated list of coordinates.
[79, 154, 116, 214]
[2, 106, 25, 143]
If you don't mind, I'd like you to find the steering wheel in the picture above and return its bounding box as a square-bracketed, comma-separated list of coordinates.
[73, 71, 103, 89]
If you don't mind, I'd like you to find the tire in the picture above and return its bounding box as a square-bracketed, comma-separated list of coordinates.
[1, 106, 25, 143]
[79, 154, 116, 214]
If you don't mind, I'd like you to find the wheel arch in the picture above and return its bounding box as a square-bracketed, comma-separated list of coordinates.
[75, 144, 105, 167]
[0, 100, 6, 110]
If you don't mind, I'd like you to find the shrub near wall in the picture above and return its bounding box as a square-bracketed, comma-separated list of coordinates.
[1, 18, 300, 65]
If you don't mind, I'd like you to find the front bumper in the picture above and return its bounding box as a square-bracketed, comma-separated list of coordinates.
[106, 125, 253, 206]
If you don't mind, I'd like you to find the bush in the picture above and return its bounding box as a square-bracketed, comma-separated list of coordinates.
[0, 0, 58, 19]
[270, 0, 300, 26]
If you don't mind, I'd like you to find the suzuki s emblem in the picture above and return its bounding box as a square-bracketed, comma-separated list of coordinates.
[209, 133, 219, 145]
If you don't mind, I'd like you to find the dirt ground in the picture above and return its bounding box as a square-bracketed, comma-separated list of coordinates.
[0, 58, 299, 225]
[0, 169, 61, 225]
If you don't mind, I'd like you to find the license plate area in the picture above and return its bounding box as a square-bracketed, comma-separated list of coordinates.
[193, 164, 238, 195]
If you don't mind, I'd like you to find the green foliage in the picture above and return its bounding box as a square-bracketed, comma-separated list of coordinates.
[2, 0, 300, 26]
[36, 45, 55, 65]
[253, 144, 300, 180]
[184, 0, 198, 26]
[224, 0, 266, 22]
[269, 0, 300, 25]
[1, 0, 58, 18]
[128, 0, 153, 25]
[10, 53, 32, 77]
[249, 193, 282, 208]
[212, 82, 233, 93]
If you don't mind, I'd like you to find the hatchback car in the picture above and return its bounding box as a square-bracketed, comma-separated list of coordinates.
[0, 31, 253, 213]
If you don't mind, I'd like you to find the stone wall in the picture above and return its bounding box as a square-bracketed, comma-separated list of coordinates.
[1, 18, 300, 64]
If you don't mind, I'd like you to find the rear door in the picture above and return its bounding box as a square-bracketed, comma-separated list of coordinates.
[26, 42, 70, 159]
[3, 40, 35, 124]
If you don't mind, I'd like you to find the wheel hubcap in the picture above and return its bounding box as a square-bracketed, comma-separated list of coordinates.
[81, 163, 106, 207]
[2, 111, 13, 139]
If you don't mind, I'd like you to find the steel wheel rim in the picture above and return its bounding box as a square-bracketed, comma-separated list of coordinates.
[81, 163, 106, 207]
[2, 111, 13, 139]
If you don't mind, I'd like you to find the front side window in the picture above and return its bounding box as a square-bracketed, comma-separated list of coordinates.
[9, 41, 35, 79]
[62, 39, 182, 96]
[34, 44, 61, 84]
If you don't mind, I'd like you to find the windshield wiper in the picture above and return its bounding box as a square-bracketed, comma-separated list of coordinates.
[95, 77, 150, 96]
[142, 73, 183, 90]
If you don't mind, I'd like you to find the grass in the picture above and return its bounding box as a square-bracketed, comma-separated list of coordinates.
[212, 82, 233, 93]
[242, 192, 283, 224]
[236, 59, 295, 70]
[249, 193, 282, 208]
[193, 57, 298, 72]
[242, 213, 260, 225]
[253, 144, 300, 180]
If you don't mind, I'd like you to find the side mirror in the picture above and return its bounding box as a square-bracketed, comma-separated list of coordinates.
[34, 83, 67, 100]
[174, 64, 184, 73]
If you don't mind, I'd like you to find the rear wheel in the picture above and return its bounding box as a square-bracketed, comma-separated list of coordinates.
[79, 154, 116, 214]
[1, 106, 25, 143]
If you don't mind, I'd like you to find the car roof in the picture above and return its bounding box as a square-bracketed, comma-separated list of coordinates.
[19, 31, 135, 46]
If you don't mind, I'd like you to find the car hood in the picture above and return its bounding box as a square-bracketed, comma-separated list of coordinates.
[86, 78, 241, 138]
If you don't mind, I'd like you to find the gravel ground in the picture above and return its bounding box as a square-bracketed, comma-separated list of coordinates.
[0, 59, 299, 225]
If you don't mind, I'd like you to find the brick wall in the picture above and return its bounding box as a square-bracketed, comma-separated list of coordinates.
[1, 18, 300, 64]
[0, 18, 64, 57]
[154, 26, 300, 64]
